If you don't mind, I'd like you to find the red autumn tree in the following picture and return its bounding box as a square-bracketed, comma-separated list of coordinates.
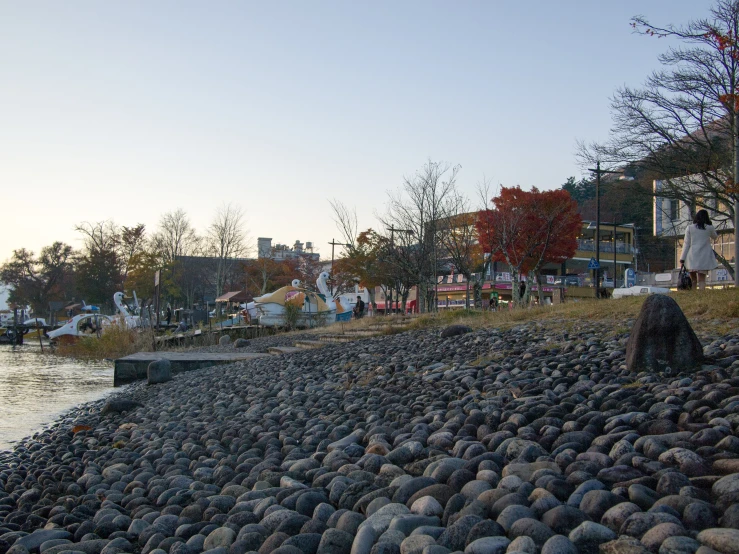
[476, 187, 536, 306]
[526, 189, 582, 304]
[476, 186, 581, 306]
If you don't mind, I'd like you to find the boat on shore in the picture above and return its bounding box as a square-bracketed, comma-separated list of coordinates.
[250, 273, 356, 327]
[47, 313, 115, 344]
[47, 292, 142, 344]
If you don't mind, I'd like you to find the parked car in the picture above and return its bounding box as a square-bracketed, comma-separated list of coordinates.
[611, 285, 671, 299]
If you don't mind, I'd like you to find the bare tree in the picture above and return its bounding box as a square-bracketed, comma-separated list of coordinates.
[379, 160, 460, 312]
[439, 191, 481, 309]
[579, 0, 739, 283]
[475, 178, 500, 283]
[74, 220, 120, 253]
[329, 199, 358, 250]
[151, 208, 201, 263]
[205, 203, 249, 302]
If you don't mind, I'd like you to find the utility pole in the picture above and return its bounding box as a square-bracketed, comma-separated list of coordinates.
[588, 162, 620, 298]
[328, 239, 349, 297]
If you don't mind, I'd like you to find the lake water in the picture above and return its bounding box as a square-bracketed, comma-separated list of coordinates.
[0, 344, 115, 451]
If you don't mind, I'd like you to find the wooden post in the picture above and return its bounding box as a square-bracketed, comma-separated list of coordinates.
[154, 270, 161, 331]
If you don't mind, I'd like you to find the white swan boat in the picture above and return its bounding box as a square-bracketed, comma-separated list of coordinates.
[48, 292, 143, 343]
[47, 313, 115, 343]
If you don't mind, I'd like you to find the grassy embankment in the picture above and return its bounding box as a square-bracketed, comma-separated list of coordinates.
[54, 289, 739, 360]
[319, 289, 739, 337]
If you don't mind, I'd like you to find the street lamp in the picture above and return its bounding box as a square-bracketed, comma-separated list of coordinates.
[587, 161, 621, 297]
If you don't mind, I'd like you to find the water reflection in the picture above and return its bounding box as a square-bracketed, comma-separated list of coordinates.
[0, 345, 114, 450]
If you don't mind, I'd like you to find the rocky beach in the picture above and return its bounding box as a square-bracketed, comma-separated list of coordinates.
[2, 315, 739, 554]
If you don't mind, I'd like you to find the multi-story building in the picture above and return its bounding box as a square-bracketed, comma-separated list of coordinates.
[257, 237, 320, 261]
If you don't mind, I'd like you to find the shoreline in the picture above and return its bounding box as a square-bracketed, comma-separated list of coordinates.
[1, 317, 739, 554]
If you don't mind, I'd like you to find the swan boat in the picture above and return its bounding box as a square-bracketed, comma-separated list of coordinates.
[249, 273, 354, 327]
[47, 292, 143, 343]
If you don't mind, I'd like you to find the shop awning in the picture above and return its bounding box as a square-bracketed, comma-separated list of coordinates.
[215, 291, 252, 303]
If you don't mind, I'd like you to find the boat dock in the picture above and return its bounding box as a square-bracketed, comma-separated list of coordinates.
[114, 351, 269, 386]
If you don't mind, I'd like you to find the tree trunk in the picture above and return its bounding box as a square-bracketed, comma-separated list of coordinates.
[510, 267, 520, 307]
[465, 279, 470, 310]
[368, 288, 376, 316]
[418, 281, 427, 313]
[536, 273, 545, 305]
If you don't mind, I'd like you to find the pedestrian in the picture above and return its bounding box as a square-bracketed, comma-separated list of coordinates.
[680, 209, 718, 291]
[352, 296, 365, 319]
[165, 304, 172, 326]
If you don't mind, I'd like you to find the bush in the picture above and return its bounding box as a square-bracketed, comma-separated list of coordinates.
[55, 322, 155, 360]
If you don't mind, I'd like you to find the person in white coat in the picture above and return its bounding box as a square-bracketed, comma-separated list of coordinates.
[680, 209, 718, 291]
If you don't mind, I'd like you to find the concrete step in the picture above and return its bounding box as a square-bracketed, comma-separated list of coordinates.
[267, 346, 304, 355]
[294, 340, 325, 349]
[318, 334, 363, 343]
[368, 321, 412, 329]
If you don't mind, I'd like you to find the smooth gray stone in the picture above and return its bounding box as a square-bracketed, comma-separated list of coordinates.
[388, 516, 440, 537]
[399, 536, 434, 554]
[43, 541, 110, 554]
[148, 359, 172, 385]
[541, 535, 577, 554]
[350, 526, 377, 554]
[697, 528, 739, 554]
[317, 529, 354, 554]
[282, 533, 323, 554]
[659, 536, 701, 554]
[463, 537, 510, 554]
[17, 531, 73, 552]
[203, 528, 236, 551]
[568, 522, 617, 553]
[496, 505, 535, 533]
[40, 541, 72, 553]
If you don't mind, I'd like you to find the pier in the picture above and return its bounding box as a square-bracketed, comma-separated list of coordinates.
[114, 351, 268, 386]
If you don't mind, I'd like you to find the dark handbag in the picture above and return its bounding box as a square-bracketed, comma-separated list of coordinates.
[678, 265, 692, 290]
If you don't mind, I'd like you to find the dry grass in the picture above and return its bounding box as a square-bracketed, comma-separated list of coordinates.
[316, 289, 739, 336]
[55, 323, 156, 360]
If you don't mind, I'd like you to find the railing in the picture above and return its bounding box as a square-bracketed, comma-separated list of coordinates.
[577, 239, 633, 255]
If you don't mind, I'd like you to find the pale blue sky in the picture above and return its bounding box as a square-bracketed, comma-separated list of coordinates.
[1, 0, 711, 271]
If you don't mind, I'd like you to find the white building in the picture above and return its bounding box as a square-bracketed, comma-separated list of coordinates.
[653, 177, 735, 268]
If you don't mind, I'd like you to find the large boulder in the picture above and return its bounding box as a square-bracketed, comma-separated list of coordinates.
[219, 335, 232, 346]
[147, 359, 172, 385]
[625, 295, 703, 373]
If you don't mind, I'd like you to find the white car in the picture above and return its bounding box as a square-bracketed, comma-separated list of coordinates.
[611, 285, 671, 299]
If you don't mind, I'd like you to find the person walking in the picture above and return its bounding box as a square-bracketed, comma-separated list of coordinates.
[680, 209, 718, 291]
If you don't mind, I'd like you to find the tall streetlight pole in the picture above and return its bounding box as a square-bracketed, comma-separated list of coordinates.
[588, 162, 620, 298]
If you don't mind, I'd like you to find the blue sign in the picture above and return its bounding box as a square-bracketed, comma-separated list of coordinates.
[625, 268, 636, 287]
[587, 257, 600, 270]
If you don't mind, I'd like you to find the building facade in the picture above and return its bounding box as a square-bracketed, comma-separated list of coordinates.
[653, 178, 736, 268]
[257, 237, 320, 261]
